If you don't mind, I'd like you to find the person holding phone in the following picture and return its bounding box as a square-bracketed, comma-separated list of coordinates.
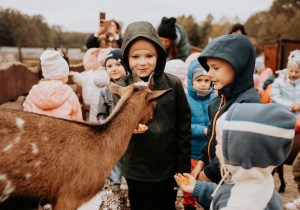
[85, 17, 123, 49]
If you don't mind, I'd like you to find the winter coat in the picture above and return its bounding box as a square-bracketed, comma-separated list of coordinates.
[114, 21, 191, 182]
[271, 73, 300, 118]
[174, 24, 191, 62]
[197, 34, 262, 183]
[97, 85, 114, 123]
[261, 84, 273, 104]
[186, 59, 216, 160]
[24, 80, 82, 121]
[85, 33, 123, 49]
[192, 103, 295, 209]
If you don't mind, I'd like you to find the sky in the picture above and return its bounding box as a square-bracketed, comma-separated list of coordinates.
[1, 0, 274, 33]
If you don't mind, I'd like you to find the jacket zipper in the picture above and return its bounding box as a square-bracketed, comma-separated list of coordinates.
[208, 94, 226, 162]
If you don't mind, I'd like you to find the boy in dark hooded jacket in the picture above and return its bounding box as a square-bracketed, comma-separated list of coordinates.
[191, 34, 261, 207]
[114, 21, 191, 209]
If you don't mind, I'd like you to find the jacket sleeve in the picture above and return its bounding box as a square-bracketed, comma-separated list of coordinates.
[72, 72, 85, 87]
[191, 124, 206, 138]
[97, 88, 109, 123]
[271, 79, 293, 109]
[191, 181, 216, 207]
[70, 92, 83, 121]
[85, 33, 100, 49]
[175, 81, 192, 173]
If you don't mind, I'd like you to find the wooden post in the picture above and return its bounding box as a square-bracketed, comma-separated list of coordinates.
[18, 45, 23, 63]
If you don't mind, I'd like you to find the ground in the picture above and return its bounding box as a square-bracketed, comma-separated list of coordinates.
[0, 97, 298, 209]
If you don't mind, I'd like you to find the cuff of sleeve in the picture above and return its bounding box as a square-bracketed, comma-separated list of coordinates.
[191, 181, 202, 198]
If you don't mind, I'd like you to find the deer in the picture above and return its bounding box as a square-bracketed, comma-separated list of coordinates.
[0, 71, 172, 210]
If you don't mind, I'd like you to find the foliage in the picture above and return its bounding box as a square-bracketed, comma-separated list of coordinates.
[0, 0, 299, 51]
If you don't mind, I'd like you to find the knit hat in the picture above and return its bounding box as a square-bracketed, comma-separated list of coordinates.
[128, 38, 157, 57]
[192, 65, 208, 81]
[158, 17, 177, 40]
[40, 50, 69, 80]
[218, 103, 295, 170]
[185, 52, 201, 66]
[98, 48, 112, 67]
[287, 49, 300, 68]
[164, 59, 187, 81]
[104, 48, 124, 68]
[83, 48, 101, 71]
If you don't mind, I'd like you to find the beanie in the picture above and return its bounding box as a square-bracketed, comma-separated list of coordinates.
[98, 48, 112, 67]
[40, 50, 69, 80]
[128, 38, 157, 58]
[83, 48, 101, 71]
[104, 48, 125, 68]
[287, 49, 300, 68]
[192, 65, 207, 81]
[164, 59, 187, 81]
[158, 17, 177, 40]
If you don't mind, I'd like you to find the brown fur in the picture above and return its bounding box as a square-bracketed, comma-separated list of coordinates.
[0, 82, 172, 210]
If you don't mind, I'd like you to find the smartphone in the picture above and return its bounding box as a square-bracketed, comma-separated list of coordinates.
[100, 12, 106, 26]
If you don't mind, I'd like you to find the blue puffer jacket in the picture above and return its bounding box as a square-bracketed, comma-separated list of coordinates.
[186, 59, 216, 160]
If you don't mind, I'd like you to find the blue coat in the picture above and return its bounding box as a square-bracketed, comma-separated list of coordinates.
[186, 59, 216, 160]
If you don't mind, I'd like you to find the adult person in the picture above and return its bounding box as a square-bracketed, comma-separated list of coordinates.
[229, 23, 247, 35]
[85, 19, 123, 49]
[158, 17, 191, 61]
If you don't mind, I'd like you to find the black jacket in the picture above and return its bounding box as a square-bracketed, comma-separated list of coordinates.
[114, 21, 191, 182]
[198, 34, 262, 183]
[85, 33, 123, 49]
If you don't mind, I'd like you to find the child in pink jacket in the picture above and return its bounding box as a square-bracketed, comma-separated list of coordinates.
[24, 50, 82, 121]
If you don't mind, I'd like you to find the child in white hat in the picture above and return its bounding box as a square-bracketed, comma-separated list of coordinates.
[24, 50, 82, 121]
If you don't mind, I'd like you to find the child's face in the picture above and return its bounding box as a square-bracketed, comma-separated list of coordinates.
[192, 75, 211, 90]
[106, 59, 126, 82]
[160, 37, 171, 49]
[215, 128, 225, 166]
[206, 58, 235, 91]
[288, 66, 300, 81]
[129, 50, 157, 78]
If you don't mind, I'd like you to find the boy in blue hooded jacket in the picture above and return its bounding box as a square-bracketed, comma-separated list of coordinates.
[191, 34, 262, 208]
[183, 59, 216, 209]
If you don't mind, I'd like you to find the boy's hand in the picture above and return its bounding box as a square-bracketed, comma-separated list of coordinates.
[292, 103, 300, 111]
[174, 173, 196, 194]
[204, 127, 208, 136]
[133, 124, 148, 134]
[191, 160, 205, 180]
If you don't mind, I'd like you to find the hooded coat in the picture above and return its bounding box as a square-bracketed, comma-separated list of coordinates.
[197, 34, 262, 183]
[186, 59, 216, 159]
[115, 21, 191, 182]
[191, 103, 296, 209]
[24, 80, 82, 121]
[175, 24, 192, 61]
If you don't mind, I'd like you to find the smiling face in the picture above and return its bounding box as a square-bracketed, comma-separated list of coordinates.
[105, 59, 126, 82]
[128, 50, 157, 78]
[288, 66, 300, 81]
[192, 75, 211, 90]
[206, 58, 235, 91]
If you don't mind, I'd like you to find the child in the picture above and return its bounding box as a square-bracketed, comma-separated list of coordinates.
[271, 49, 300, 133]
[97, 48, 127, 188]
[24, 50, 82, 121]
[114, 21, 191, 209]
[182, 59, 216, 209]
[164, 59, 188, 92]
[175, 103, 296, 209]
[71, 48, 110, 122]
[191, 34, 262, 208]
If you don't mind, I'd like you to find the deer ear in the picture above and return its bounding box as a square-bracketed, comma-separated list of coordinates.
[107, 82, 126, 97]
[146, 88, 173, 103]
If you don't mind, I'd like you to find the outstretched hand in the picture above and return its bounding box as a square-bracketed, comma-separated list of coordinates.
[174, 173, 196, 194]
